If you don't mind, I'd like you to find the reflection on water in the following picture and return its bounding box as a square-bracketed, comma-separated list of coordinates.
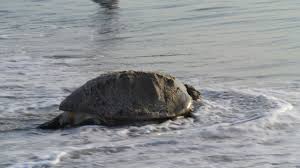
[89, 1, 122, 58]
[92, 0, 119, 9]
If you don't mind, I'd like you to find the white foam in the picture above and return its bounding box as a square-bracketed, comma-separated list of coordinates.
[8, 151, 67, 168]
[177, 87, 296, 140]
[237, 89, 294, 126]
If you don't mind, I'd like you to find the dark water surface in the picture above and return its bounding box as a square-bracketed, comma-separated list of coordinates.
[1, 0, 300, 167]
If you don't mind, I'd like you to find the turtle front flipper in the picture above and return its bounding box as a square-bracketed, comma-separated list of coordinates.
[184, 84, 201, 100]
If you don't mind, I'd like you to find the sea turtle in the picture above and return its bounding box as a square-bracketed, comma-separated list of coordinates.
[38, 71, 201, 129]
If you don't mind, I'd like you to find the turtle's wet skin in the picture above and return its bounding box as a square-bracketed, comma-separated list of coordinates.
[38, 71, 201, 129]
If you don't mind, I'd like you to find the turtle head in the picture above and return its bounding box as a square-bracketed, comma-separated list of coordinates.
[184, 84, 201, 100]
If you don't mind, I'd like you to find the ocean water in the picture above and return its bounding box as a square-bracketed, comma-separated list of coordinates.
[1, 0, 300, 167]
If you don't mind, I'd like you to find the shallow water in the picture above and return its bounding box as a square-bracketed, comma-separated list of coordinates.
[1, 0, 300, 167]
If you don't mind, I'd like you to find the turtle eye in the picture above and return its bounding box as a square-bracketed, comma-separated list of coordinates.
[166, 79, 174, 86]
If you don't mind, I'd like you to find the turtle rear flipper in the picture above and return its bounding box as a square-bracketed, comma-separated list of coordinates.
[38, 112, 105, 129]
[184, 84, 201, 100]
[38, 113, 65, 129]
